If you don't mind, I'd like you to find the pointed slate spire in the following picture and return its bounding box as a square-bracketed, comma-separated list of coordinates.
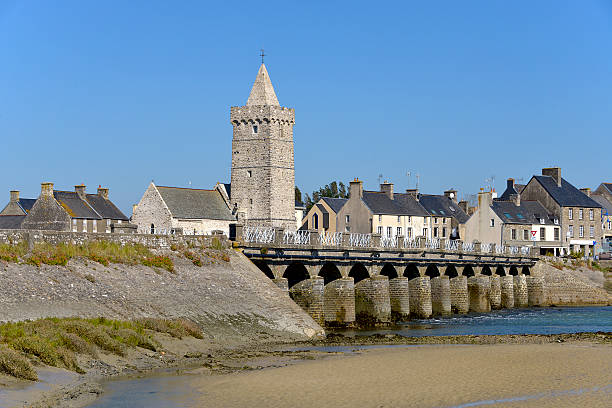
[246, 64, 280, 106]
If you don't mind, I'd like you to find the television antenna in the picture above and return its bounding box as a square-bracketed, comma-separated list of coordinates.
[485, 175, 496, 192]
[377, 174, 383, 184]
[416, 173, 420, 191]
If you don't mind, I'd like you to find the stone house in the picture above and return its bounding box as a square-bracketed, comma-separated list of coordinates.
[520, 167, 602, 256]
[590, 193, 612, 252]
[413, 189, 469, 240]
[463, 185, 562, 254]
[336, 179, 430, 238]
[300, 197, 347, 232]
[131, 182, 236, 236]
[0, 190, 36, 230]
[19, 183, 131, 232]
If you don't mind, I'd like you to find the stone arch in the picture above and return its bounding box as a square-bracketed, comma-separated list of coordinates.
[319, 262, 342, 285]
[521, 266, 530, 275]
[481, 265, 492, 276]
[404, 264, 420, 280]
[462, 265, 475, 277]
[509, 265, 519, 276]
[425, 264, 440, 278]
[495, 266, 505, 276]
[283, 262, 310, 288]
[445, 265, 459, 278]
[348, 263, 370, 284]
[252, 260, 274, 280]
[379, 263, 398, 279]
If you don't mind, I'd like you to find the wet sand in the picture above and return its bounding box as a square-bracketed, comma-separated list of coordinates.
[187, 343, 612, 408]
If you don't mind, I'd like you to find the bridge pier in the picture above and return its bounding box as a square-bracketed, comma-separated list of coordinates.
[388, 277, 410, 321]
[449, 276, 469, 314]
[272, 277, 289, 293]
[430, 276, 451, 316]
[408, 276, 432, 318]
[513, 275, 528, 308]
[500, 275, 515, 309]
[468, 276, 491, 313]
[489, 275, 502, 309]
[289, 277, 324, 325]
[526, 276, 546, 306]
[354, 275, 391, 325]
[323, 278, 356, 326]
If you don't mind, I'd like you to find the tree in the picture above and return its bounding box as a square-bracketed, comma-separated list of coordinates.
[304, 181, 349, 212]
[295, 186, 302, 204]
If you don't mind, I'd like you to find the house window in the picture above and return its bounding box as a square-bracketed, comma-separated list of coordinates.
[568, 208, 573, 220]
[82, 220, 88, 233]
[490, 219, 495, 227]
[554, 218, 559, 225]
[442, 227, 446, 237]
[434, 217, 438, 224]
[247, 170, 252, 178]
[540, 227, 545, 241]
[407, 216, 412, 222]
[511, 229, 517, 240]
[579, 209, 583, 220]
[93, 221, 97, 233]
[397, 227, 402, 236]
[423, 228, 428, 237]
[424, 217, 429, 224]
[569, 225, 574, 238]
[387, 226, 392, 237]
[345, 215, 350, 223]
[589, 209, 594, 221]
[579, 225, 584, 238]
[397, 216, 401, 223]
[407, 227, 413, 238]
[252, 125, 258, 134]
[554, 227, 560, 241]
[72, 219, 77, 232]
[590, 226, 594, 238]
[379, 215, 382, 222]
[345, 226, 350, 232]
[433, 227, 438, 237]
[313, 214, 319, 230]
[106, 219, 111, 233]
[377, 226, 383, 235]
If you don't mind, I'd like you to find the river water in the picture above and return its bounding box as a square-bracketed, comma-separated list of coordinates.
[88, 306, 611, 408]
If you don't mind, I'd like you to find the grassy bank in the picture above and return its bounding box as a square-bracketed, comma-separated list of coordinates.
[0, 317, 203, 381]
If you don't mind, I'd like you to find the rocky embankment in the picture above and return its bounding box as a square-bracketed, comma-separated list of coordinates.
[0, 249, 324, 345]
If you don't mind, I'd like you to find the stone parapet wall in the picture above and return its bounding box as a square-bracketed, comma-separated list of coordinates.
[0, 229, 229, 250]
[354, 276, 391, 324]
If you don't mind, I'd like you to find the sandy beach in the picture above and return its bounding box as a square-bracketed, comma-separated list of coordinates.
[186, 343, 612, 408]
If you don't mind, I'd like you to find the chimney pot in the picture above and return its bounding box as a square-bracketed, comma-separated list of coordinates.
[9, 190, 19, 203]
[444, 189, 458, 203]
[580, 188, 591, 197]
[509, 193, 521, 206]
[75, 184, 86, 199]
[98, 187, 109, 199]
[380, 182, 394, 200]
[350, 179, 363, 199]
[542, 167, 562, 187]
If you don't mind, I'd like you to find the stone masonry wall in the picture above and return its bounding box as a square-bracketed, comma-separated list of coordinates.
[354, 276, 391, 323]
[430, 276, 451, 316]
[408, 277, 432, 318]
[290, 277, 324, 326]
[489, 275, 502, 309]
[513, 275, 529, 307]
[323, 278, 356, 325]
[449, 276, 468, 314]
[388, 277, 410, 320]
[500, 275, 515, 309]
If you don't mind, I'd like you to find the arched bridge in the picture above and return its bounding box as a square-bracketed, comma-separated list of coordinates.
[236, 226, 544, 326]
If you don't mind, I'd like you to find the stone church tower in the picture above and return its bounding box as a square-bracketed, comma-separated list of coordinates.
[230, 64, 296, 229]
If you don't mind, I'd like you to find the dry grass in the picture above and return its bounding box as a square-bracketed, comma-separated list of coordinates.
[0, 317, 204, 380]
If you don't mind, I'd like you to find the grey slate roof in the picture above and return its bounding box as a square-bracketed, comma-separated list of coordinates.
[321, 197, 347, 214]
[491, 200, 556, 225]
[362, 191, 429, 216]
[53, 191, 101, 219]
[18, 199, 36, 213]
[498, 185, 519, 201]
[157, 186, 235, 221]
[418, 194, 470, 223]
[532, 176, 601, 208]
[0, 215, 25, 229]
[592, 195, 612, 216]
[601, 183, 612, 194]
[515, 184, 526, 193]
[85, 194, 129, 221]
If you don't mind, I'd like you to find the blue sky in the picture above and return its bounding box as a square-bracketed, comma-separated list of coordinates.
[1, 1, 611, 213]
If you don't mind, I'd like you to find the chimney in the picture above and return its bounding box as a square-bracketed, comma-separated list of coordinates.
[380, 181, 393, 200]
[478, 188, 493, 210]
[349, 178, 363, 199]
[41, 182, 54, 198]
[406, 188, 419, 200]
[509, 193, 521, 206]
[458, 200, 469, 213]
[506, 178, 515, 191]
[98, 186, 109, 199]
[9, 190, 19, 203]
[542, 167, 562, 187]
[580, 188, 591, 197]
[75, 184, 86, 199]
[444, 189, 458, 203]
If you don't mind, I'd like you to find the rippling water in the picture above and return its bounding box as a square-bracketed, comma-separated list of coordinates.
[332, 306, 612, 337]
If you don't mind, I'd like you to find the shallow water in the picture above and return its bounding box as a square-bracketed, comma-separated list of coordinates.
[87, 306, 612, 408]
[332, 306, 612, 337]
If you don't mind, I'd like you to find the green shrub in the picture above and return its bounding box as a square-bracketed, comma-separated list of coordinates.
[0, 345, 37, 381]
[142, 255, 174, 273]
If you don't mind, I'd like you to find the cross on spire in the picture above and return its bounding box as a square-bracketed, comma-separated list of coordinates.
[260, 48, 265, 64]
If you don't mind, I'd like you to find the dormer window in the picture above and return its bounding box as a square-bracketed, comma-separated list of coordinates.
[252, 125, 258, 134]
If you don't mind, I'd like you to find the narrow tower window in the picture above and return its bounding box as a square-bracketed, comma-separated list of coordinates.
[252, 125, 258, 134]
[247, 170, 252, 178]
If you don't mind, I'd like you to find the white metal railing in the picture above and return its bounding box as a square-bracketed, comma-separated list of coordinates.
[403, 237, 419, 249]
[425, 238, 440, 249]
[446, 240, 459, 251]
[508, 246, 519, 255]
[283, 230, 311, 245]
[462, 242, 475, 252]
[318, 231, 342, 246]
[496, 245, 505, 254]
[242, 226, 275, 244]
[349, 233, 372, 247]
[380, 235, 398, 248]
[481, 243, 492, 253]
[520, 246, 530, 255]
